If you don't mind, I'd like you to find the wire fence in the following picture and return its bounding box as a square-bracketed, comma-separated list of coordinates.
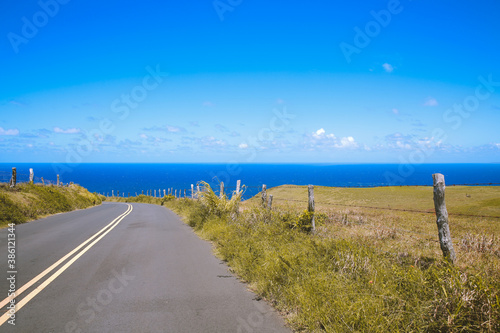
[0, 170, 62, 186]
[250, 182, 500, 253]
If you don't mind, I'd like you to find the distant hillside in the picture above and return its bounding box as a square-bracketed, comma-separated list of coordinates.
[0, 183, 102, 228]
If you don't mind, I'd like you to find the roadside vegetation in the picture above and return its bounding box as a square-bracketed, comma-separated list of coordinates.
[170, 184, 499, 332]
[110, 183, 500, 332]
[0, 183, 102, 228]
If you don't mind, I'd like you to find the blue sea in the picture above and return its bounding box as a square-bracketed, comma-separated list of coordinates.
[1, 163, 499, 200]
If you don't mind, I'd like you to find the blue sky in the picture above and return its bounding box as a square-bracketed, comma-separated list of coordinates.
[1, 0, 499, 163]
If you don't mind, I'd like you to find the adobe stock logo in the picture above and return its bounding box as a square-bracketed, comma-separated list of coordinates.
[213, 0, 243, 21]
[7, 0, 71, 54]
[339, 0, 405, 63]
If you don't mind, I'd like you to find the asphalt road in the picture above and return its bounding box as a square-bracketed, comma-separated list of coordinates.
[0, 202, 291, 332]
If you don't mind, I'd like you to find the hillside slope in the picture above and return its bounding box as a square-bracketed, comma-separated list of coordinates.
[0, 183, 102, 228]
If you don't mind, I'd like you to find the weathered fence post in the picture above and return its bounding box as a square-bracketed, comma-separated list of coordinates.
[41, 177, 45, 185]
[117, 190, 120, 197]
[268, 194, 273, 210]
[261, 184, 267, 207]
[197, 184, 200, 199]
[236, 180, 241, 195]
[57, 174, 60, 186]
[112, 190, 114, 197]
[308, 185, 315, 232]
[432, 173, 456, 263]
[184, 189, 186, 198]
[220, 182, 225, 199]
[163, 189, 166, 197]
[29, 168, 34, 184]
[9, 167, 17, 187]
[175, 189, 177, 198]
[191, 184, 194, 199]
[154, 189, 156, 197]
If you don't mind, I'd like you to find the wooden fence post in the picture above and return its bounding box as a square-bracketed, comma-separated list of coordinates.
[308, 185, 315, 232]
[432, 173, 456, 263]
[29, 168, 34, 184]
[236, 180, 241, 195]
[57, 174, 60, 186]
[41, 177, 45, 185]
[184, 189, 186, 198]
[117, 190, 120, 197]
[220, 182, 225, 199]
[268, 194, 273, 210]
[197, 184, 200, 199]
[175, 189, 177, 198]
[261, 184, 267, 207]
[191, 184, 194, 199]
[9, 167, 17, 188]
[112, 190, 114, 197]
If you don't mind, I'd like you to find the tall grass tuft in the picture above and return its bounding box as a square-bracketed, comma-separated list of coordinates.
[197, 181, 244, 218]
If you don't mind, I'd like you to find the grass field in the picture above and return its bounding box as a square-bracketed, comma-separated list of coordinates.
[243, 185, 500, 278]
[106, 184, 500, 331]
[0, 183, 102, 228]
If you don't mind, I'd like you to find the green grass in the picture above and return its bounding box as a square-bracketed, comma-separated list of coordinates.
[247, 185, 500, 216]
[0, 183, 102, 228]
[105, 194, 176, 205]
[163, 184, 499, 332]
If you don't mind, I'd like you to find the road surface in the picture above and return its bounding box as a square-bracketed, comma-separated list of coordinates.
[0, 202, 291, 332]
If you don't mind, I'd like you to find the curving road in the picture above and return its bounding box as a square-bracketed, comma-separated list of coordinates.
[0, 202, 290, 332]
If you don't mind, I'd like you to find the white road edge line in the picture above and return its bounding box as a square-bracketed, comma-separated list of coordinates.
[0, 204, 133, 326]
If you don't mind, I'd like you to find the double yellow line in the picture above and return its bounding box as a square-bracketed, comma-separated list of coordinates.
[0, 204, 133, 326]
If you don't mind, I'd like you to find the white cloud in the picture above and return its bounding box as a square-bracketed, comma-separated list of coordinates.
[166, 125, 183, 133]
[0, 127, 19, 136]
[336, 136, 358, 148]
[140, 134, 148, 139]
[392, 108, 399, 115]
[202, 136, 226, 147]
[313, 128, 335, 140]
[424, 97, 439, 107]
[54, 127, 80, 134]
[495, 143, 500, 149]
[316, 128, 325, 135]
[396, 141, 412, 150]
[382, 63, 394, 73]
[239, 143, 248, 149]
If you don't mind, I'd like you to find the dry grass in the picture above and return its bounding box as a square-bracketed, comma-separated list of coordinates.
[0, 182, 102, 227]
[242, 185, 500, 283]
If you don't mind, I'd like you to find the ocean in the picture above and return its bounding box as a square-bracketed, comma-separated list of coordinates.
[1, 163, 499, 200]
